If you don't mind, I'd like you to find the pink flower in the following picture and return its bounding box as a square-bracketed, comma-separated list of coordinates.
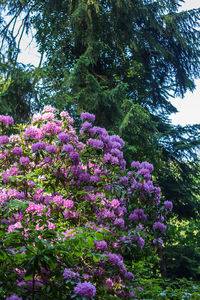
[0, 115, 14, 125]
[110, 199, 120, 208]
[0, 135, 9, 144]
[41, 105, 56, 113]
[24, 126, 42, 140]
[42, 112, 55, 121]
[63, 200, 74, 210]
[48, 221, 55, 230]
[32, 113, 42, 122]
[42, 122, 62, 135]
[53, 195, 64, 205]
[8, 222, 22, 232]
[60, 111, 69, 118]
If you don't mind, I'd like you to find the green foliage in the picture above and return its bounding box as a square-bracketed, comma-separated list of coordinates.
[135, 277, 200, 299]
[163, 218, 200, 280]
[132, 260, 200, 299]
[119, 102, 162, 170]
[0, 62, 37, 123]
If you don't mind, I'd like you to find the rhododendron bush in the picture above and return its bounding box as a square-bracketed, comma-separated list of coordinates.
[0, 106, 172, 299]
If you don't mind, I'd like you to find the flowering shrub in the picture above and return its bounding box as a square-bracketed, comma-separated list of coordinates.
[0, 107, 172, 299]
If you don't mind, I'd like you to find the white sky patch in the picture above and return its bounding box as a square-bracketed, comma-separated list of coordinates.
[179, 0, 200, 11]
[18, 32, 41, 67]
[170, 79, 200, 125]
[171, 1, 200, 125]
[14, 14, 42, 67]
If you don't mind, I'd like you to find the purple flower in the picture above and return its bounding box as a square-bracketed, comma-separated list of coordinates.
[116, 290, 127, 298]
[94, 240, 107, 250]
[82, 121, 93, 131]
[129, 292, 137, 298]
[31, 142, 46, 151]
[153, 222, 167, 233]
[87, 138, 104, 149]
[89, 126, 108, 137]
[157, 215, 164, 222]
[46, 145, 57, 153]
[135, 286, 143, 291]
[28, 180, 35, 187]
[104, 278, 114, 289]
[120, 159, 126, 169]
[140, 161, 154, 172]
[12, 147, 23, 155]
[103, 153, 119, 165]
[153, 238, 163, 247]
[110, 135, 125, 148]
[63, 268, 79, 280]
[19, 156, 30, 165]
[81, 112, 95, 122]
[103, 153, 111, 163]
[135, 209, 147, 222]
[63, 144, 73, 153]
[43, 157, 53, 163]
[0, 135, 9, 144]
[6, 295, 22, 300]
[129, 213, 139, 222]
[108, 141, 121, 149]
[118, 176, 128, 185]
[58, 132, 69, 143]
[90, 175, 101, 182]
[111, 148, 123, 159]
[129, 209, 147, 223]
[125, 272, 134, 281]
[69, 152, 80, 165]
[131, 161, 141, 169]
[108, 253, 123, 266]
[114, 218, 125, 228]
[164, 201, 173, 211]
[137, 168, 151, 180]
[79, 172, 90, 182]
[74, 281, 96, 299]
[134, 235, 145, 248]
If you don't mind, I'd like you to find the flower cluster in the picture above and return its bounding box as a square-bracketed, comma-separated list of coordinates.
[0, 107, 172, 299]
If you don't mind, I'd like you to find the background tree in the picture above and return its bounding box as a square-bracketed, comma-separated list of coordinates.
[0, 62, 36, 123]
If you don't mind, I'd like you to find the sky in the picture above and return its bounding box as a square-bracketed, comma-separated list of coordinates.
[15, 1, 200, 126]
[170, 0, 200, 126]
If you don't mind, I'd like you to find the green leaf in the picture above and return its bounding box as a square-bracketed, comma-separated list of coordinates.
[9, 200, 28, 210]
